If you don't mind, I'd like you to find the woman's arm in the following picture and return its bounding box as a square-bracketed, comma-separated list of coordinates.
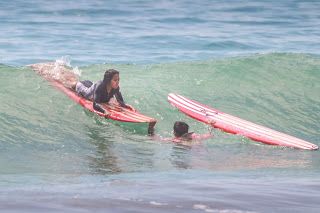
[93, 101, 106, 113]
[192, 133, 214, 140]
[92, 81, 106, 113]
[114, 89, 127, 107]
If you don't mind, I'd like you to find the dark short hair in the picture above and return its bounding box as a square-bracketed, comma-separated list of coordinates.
[173, 121, 189, 137]
[103, 69, 119, 83]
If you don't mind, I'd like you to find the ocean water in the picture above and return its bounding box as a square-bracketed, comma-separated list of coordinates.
[1, 0, 320, 212]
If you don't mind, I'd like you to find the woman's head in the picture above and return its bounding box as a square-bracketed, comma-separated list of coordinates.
[173, 121, 189, 137]
[103, 69, 120, 89]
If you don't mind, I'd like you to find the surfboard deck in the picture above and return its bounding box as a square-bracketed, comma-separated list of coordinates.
[29, 62, 156, 132]
[168, 93, 318, 150]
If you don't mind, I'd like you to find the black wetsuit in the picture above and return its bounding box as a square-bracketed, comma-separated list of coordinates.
[93, 80, 126, 113]
[76, 80, 126, 113]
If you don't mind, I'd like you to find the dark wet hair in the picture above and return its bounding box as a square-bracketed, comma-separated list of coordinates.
[173, 121, 189, 137]
[103, 69, 119, 84]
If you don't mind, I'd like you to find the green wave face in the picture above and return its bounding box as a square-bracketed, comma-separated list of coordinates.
[0, 53, 319, 175]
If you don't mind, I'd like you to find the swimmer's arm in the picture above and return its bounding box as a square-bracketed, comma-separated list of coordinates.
[192, 132, 214, 141]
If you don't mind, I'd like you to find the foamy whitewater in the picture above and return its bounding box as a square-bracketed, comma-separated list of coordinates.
[0, 1, 319, 212]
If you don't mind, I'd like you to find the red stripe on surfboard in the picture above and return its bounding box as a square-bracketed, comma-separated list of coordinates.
[105, 106, 154, 122]
[113, 107, 154, 121]
[77, 98, 147, 122]
[111, 111, 150, 122]
[168, 93, 318, 150]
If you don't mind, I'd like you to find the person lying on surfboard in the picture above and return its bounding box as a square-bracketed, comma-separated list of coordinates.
[29, 62, 156, 135]
[75, 69, 134, 114]
[75, 68, 156, 134]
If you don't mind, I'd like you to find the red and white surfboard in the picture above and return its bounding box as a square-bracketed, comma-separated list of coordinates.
[29, 62, 156, 125]
[168, 93, 318, 150]
[53, 81, 156, 123]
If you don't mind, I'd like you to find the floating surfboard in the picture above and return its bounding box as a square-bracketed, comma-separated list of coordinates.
[168, 93, 318, 150]
[29, 62, 156, 132]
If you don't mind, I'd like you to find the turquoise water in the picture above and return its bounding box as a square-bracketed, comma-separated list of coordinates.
[1, 1, 320, 212]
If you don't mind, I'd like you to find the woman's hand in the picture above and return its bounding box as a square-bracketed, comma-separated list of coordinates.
[125, 104, 136, 112]
[207, 118, 216, 126]
[104, 111, 111, 117]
